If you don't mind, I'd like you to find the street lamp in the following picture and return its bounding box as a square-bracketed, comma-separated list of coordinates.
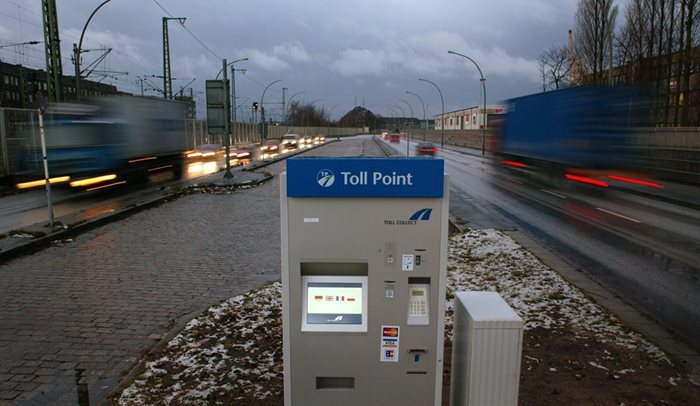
[260, 79, 282, 141]
[406, 91, 426, 141]
[448, 50, 487, 155]
[419, 78, 445, 149]
[73, 0, 113, 100]
[216, 57, 248, 79]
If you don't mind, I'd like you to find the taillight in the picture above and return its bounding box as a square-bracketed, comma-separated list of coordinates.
[607, 174, 664, 189]
[501, 160, 526, 168]
[565, 174, 609, 187]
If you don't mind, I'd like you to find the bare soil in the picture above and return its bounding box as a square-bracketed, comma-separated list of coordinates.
[120, 326, 699, 405]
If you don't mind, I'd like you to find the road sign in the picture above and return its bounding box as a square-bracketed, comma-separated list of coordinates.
[205, 79, 229, 135]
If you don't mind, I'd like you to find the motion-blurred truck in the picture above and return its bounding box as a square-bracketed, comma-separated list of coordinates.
[16, 96, 187, 191]
[495, 85, 648, 186]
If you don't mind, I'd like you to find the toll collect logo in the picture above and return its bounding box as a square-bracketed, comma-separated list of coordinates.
[316, 169, 335, 187]
[384, 208, 433, 225]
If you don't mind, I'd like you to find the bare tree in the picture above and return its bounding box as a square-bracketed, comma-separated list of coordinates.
[537, 45, 572, 91]
[287, 101, 328, 127]
[617, 0, 700, 125]
[678, 0, 699, 124]
[575, 0, 619, 83]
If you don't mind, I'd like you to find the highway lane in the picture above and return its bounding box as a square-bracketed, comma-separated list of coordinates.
[0, 146, 289, 235]
[387, 135, 700, 345]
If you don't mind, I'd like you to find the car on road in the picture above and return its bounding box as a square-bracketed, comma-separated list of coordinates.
[186, 144, 224, 162]
[233, 142, 257, 164]
[390, 132, 401, 143]
[300, 135, 314, 147]
[415, 142, 438, 157]
[313, 135, 325, 144]
[281, 133, 300, 150]
[260, 138, 281, 157]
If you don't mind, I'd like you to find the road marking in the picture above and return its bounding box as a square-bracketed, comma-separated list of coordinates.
[540, 189, 567, 199]
[595, 208, 642, 223]
[505, 177, 523, 184]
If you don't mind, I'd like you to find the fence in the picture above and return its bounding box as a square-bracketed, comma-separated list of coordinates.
[3, 109, 696, 185]
[0, 108, 39, 179]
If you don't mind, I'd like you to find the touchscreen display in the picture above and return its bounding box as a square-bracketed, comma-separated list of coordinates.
[306, 282, 363, 325]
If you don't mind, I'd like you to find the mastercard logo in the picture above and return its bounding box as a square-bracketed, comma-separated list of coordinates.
[382, 327, 399, 337]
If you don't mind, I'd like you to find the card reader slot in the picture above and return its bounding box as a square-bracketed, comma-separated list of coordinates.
[406, 370, 428, 375]
[407, 348, 428, 354]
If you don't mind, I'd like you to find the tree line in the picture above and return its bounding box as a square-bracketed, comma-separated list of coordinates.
[538, 0, 699, 126]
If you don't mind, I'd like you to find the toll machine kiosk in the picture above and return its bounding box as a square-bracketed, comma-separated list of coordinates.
[280, 157, 449, 405]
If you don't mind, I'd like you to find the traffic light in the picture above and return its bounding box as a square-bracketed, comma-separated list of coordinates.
[252, 101, 258, 110]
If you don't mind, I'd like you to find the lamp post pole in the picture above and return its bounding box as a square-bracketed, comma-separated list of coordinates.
[73, 0, 113, 101]
[419, 78, 444, 149]
[260, 79, 282, 142]
[406, 91, 426, 141]
[448, 50, 487, 155]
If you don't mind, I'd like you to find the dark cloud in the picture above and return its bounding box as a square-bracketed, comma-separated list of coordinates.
[0, 0, 578, 119]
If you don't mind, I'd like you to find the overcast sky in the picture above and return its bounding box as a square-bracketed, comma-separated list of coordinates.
[0, 0, 581, 120]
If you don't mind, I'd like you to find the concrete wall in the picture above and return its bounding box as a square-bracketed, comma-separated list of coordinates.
[266, 125, 365, 139]
[630, 128, 700, 184]
[401, 129, 488, 150]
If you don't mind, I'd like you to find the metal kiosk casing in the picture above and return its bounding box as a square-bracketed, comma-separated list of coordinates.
[280, 157, 448, 405]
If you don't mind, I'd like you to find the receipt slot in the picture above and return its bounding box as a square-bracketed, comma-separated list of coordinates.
[281, 157, 449, 405]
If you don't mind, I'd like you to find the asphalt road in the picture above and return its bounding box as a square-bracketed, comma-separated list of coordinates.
[389, 136, 700, 347]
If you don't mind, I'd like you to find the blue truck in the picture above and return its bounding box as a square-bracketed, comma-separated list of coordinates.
[496, 85, 647, 186]
[15, 96, 187, 191]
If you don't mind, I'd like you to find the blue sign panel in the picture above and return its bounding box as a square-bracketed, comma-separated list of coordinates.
[286, 157, 444, 197]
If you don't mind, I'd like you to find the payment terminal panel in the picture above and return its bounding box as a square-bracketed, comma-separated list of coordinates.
[407, 277, 431, 325]
[281, 158, 448, 406]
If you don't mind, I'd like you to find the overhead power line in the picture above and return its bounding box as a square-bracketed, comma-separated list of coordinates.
[151, 0, 220, 60]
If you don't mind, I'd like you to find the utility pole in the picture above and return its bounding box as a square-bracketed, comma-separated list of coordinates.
[163, 17, 186, 99]
[282, 87, 287, 124]
[41, 0, 63, 102]
[230, 66, 245, 123]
